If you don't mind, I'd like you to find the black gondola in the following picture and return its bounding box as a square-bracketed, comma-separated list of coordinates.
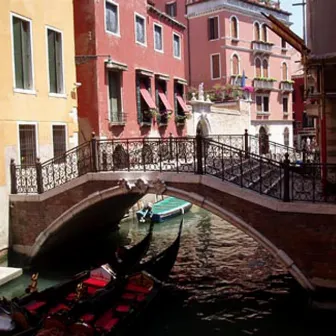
[0, 222, 155, 335]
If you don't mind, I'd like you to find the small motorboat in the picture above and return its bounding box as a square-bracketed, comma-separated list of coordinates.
[136, 197, 192, 223]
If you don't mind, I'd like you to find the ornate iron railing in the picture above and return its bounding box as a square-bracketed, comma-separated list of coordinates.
[9, 133, 336, 204]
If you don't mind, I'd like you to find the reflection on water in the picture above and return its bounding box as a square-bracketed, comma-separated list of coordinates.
[0, 206, 334, 335]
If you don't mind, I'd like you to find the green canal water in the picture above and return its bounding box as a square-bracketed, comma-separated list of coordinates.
[0, 206, 334, 335]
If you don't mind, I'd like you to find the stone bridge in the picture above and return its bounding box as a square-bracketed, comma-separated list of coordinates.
[8, 133, 336, 298]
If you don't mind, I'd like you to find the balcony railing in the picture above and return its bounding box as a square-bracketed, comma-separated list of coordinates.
[280, 81, 294, 92]
[253, 78, 275, 91]
[251, 41, 273, 54]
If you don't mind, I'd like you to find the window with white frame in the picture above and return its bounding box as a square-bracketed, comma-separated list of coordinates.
[211, 54, 220, 79]
[108, 70, 123, 123]
[173, 33, 181, 59]
[256, 95, 269, 113]
[208, 17, 219, 40]
[283, 96, 289, 113]
[231, 54, 239, 75]
[154, 24, 163, 52]
[19, 124, 37, 165]
[47, 28, 64, 94]
[262, 59, 269, 77]
[135, 14, 146, 45]
[105, 1, 119, 35]
[52, 125, 66, 161]
[12, 15, 33, 90]
[254, 22, 260, 41]
[262, 24, 267, 42]
[255, 57, 261, 77]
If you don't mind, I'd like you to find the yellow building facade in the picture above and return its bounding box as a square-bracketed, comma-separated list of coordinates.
[0, 1, 79, 251]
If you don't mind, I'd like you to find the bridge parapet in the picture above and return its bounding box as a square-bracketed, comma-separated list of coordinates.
[10, 132, 336, 203]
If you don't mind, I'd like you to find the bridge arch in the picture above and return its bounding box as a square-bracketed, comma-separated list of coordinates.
[30, 177, 313, 292]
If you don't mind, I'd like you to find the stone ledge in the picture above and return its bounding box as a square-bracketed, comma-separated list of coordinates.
[0, 267, 22, 286]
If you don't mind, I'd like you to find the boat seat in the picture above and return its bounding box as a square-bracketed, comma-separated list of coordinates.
[69, 322, 95, 336]
[44, 316, 67, 331]
[65, 292, 77, 301]
[48, 303, 70, 314]
[80, 313, 95, 323]
[116, 305, 131, 313]
[83, 278, 108, 288]
[121, 292, 136, 300]
[95, 310, 119, 331]
[24, 301, 46, 312]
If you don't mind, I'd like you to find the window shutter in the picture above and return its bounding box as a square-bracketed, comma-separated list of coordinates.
[48, 30, 57, 93]
[255, 59, 261, 77]
[136, 76, 142, 123]
[13, 18, 24, 89]
[256, 96, 262, 112]
[22, 20, 32, 89]
[263, 96, 269, 112]
[263, 60, 268, 77]
[55, 32, 63, 93]
[109, 72, 120, 122]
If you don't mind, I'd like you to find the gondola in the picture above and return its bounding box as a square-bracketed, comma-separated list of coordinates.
[0, 223, 155, 336]
[40, 218, 184, 336]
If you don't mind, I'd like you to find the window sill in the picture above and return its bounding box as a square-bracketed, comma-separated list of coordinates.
[109, 121, 126, 126]
[49, 93, 67, 99]
[136, 41, 147, 47]
[256, 112, 270, 116]
[173, 55, 181, 60]
[106, 30, 120, 38]
[140, 122, 151, 127]
[231, 37, 239, 42]
[13, 88, 36, 95]
[209, 37, 220, 42]
[154, 48, 164, 54]
[158, 122, 168, 127]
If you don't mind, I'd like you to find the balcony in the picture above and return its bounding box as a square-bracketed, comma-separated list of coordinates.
[251, 41, 273, 55]
[305, 103, 320, 117]
[253, 78, 276, 91]
[280, 81, 294, 92]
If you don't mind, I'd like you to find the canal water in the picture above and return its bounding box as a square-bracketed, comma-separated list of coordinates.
[0, 205, 334, 335]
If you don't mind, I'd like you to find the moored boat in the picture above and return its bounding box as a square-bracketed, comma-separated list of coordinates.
[136, 197, 192, 223]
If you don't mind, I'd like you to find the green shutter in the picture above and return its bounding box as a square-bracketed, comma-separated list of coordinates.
[48, 29, 57, 93]
[136, 76, 142, 123]
[55, 32, 63, 93]
[109, 72, 120, 122]
[22, 20, 32, 89]
[13, 18, 24, 89]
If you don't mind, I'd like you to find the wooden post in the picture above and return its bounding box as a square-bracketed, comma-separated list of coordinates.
[283, 153, 290, 202]
[36, 158, 43, 194]
[91, 132, 98, 172]
[10, 159, 17, 194]
[244, 129, 249, 158]
[196, 129, 203, 174]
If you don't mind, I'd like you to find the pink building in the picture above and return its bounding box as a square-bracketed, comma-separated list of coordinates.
[73, 0, 188, 142]
[156, 0, 294, 146]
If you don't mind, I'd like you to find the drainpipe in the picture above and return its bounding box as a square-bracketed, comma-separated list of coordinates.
[186, 4, 191, 85]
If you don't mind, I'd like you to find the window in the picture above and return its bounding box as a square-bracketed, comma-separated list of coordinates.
[47, 28, 64, 94]
[254, 22, 260, 41]
[255, 58, 261, 77]
[284, 127, 290, 147]
[262, 24, 267, 42]
[256, 95, 269, 113]
[135, 14, 146, 45]
[166, 2, 177, 17]
[19, 124, 37, 165]
[154, 24, 163, 52]
[262, 59, 268, 77]
[12, 15, 33, 90]
[174, 81, 188, 119]
[105, 1, 119, 35]
[108, 71, 123, 123]
[231, 16, 238, 39]
[136, 74, 156, 124]
[283, 97, 289, 113]
[208, 17, 219, 40]
[155, 79, 172, 125]
[232, 54, 239, 75]
[211, 54, 220, 79]
[282, 62, 288, 81]
[173, 33, 181, 59]
[281, 38, 287, 49]
[52, 125, 66, 161]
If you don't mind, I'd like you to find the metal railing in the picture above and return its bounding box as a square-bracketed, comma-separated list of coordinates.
[10, 133, 336, 203]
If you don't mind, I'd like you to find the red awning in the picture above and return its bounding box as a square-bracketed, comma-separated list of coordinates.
[176, 95, 189, 112]
[158, 88, 173, 111]
[140, 83, 157, 110]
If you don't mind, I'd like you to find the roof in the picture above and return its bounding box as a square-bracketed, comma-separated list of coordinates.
[186, 0, 291, 15]
[147, 4, 186, 30]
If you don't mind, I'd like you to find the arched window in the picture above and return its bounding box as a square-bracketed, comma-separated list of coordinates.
[231, 16, 238, 39]
[262, 59, 269, 77]
[262, 24, 267, 42]
[232, 54, 239, 75]
[254, 22, 260, 41]
[282, 62, 288, 81]
[255, 58, 261, 77]
[284, 127, 290, 147]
